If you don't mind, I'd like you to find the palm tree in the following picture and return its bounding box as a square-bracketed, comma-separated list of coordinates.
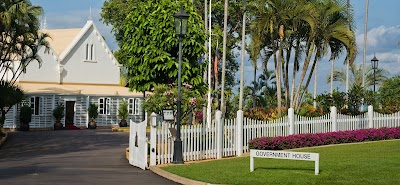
[248, 25, 263, 108]
[327, 63, 389, 89]
[0, 0, 50, 84]
[295, 0, 356, 111]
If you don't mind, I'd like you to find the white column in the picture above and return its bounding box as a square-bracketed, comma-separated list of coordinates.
[288, 108, 294, 135]
[12, 105, 17, 129]
[331, 106, 337, 132]
[86, 96, 90, 128]
[150, 112, 157, 166]
[236, 110, 243, 156]
[216, 110, 222, 159]
[368, 105, 373, 128]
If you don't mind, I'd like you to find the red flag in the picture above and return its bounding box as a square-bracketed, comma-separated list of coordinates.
[214, 46, 219, 76]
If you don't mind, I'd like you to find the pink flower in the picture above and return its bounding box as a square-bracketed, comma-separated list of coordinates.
[164, 90, 173, 95]
[196, 112, 203, 120]
[189, 97, 197, 105]
[184, 84, 193, 89]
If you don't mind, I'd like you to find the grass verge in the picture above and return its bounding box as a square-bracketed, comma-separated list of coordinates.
[162, 140, 400, 185]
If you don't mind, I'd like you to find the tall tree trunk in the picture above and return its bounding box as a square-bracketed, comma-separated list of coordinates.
[290, 39, 301, 108]
[284, 48, 291, 108]
[330, 59, 334, 95]
[346, 0, 351, 93]
[362, 0, 369, 87]
[253, 67, 256, 108]
[276, 25, 284, 115]
[297, 52, 319, 112]
[220, 0, 229, 117]
[293, 40, 315, 110]
[313, 62, 317, 108]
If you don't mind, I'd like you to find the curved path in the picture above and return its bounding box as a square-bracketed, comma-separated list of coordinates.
[0, 130, 180, 185]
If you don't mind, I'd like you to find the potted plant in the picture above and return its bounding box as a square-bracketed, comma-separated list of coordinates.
[20, 105, 31, 131]
[118, 100, 129, 127]
[53, 103, 65, 130]
[88, 103, 98, 129]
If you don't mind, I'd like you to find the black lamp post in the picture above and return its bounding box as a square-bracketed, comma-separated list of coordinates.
[172, 5, 188, 164]
[371, 55, 379, 92]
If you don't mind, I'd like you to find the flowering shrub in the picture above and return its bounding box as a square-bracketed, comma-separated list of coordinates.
[244, 107, 287, 121]
[298, 104, 327, 117]
[249, 127, 400, 150]
[142, 84, 205, 124]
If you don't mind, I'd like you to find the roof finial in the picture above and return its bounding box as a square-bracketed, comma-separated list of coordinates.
[89, 6, 92, 20]
[43, 16, 47, 30]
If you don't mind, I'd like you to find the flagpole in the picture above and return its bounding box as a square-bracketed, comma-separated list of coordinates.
[206, 0, 212, 128]
[203, 0, 208, 125]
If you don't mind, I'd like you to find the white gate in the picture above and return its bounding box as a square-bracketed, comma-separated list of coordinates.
[129, 119, 148, 170]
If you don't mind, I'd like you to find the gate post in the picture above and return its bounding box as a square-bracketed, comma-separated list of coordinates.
[331, 106, 337, 132]
[288, 108, 294, 135]
[236, 110, 243, 156]
[368, 105, 373, 128]
[216, 111, 223, 159]
[150, 113, 157, 166]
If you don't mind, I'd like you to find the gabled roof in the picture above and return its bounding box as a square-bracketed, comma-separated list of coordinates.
[44, 28, 81, 55]
[42, 20, 119, 66]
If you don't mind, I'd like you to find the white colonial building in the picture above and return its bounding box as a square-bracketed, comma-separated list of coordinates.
[3, 20, 143, 129]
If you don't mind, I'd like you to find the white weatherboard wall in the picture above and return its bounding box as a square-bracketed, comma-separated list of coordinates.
[61, 25, 119, 85]
[18, 46, 59, 83]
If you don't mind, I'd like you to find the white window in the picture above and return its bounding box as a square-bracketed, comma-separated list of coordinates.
[85, 43, 95, 61]
[134, 98, 140, 115]
[98, 98, 111, 115]
[128, 98, 140, 115]
[30, 96, 42, 115]
[128, 98, 133, 115]
[85, 44, 89, 60]
[90, 44, 95, 60]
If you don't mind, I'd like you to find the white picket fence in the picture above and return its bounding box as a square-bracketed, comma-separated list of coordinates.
[147, 105, 400, 166]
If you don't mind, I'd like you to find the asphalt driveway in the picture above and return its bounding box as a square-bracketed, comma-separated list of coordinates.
[0, 130, 180, 185]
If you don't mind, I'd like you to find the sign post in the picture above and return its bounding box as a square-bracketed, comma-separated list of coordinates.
[250, 149, 320, 175]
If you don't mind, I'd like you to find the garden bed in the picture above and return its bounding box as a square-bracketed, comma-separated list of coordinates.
[249, 127, 400, 150]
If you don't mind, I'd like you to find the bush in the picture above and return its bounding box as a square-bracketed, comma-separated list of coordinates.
[118, 100, 129, 120]
[88, 103, 98, 119]
[244, 107, 287, 121]
[298, 104, 327, 117]
[52, 103, 65, 121]
[142, 84, 205, 124]
[20, 105, 32, 124]
[249, 127, 400, 150]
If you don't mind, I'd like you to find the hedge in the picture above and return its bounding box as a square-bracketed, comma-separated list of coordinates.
[249, 127, 400, 150]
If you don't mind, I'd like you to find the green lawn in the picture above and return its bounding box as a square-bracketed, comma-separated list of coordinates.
[162, 140, 400, 185]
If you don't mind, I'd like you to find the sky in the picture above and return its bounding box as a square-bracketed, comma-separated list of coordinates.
[31, 0, 400, 94]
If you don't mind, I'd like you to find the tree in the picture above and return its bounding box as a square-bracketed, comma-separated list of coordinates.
[249, 0, 356, 113]
[0, 0, 50, 84]
[0, 81, 24, 130]
[378, 75, 400, 113]
[295, 0, 356, 111]
[101, 0, 206, 92]
[327, 63, 389, 88]
[0, 0, 48, 131]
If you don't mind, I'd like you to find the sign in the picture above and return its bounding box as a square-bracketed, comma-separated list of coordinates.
[250, 149, 319, 175]
[162, 109, 175, 121]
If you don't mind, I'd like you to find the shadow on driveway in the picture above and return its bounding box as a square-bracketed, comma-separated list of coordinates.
[0, 130, 180, 185]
